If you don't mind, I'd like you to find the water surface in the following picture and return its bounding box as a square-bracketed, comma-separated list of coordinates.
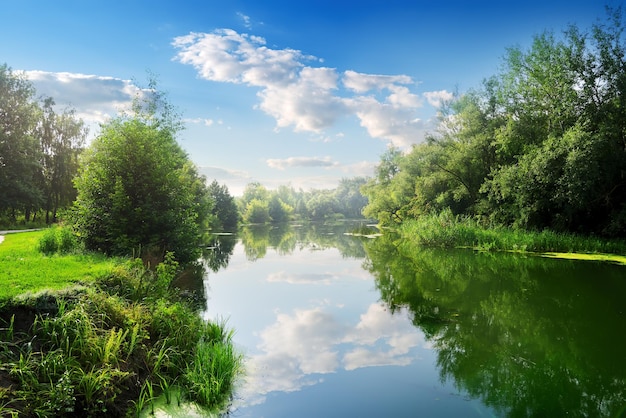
[202, 222, 626, 417]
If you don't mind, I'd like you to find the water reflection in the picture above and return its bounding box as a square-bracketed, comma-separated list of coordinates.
[365, 232, 626, 417]
[202, 223, 626, 416]
[204, 223, 490, 417]
[238, 221, 372, 260]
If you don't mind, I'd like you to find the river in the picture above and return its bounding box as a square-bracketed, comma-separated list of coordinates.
[199, 221, 626, 417]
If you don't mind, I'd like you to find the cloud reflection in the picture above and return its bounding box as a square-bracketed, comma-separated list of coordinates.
[238, 303, 426, 406]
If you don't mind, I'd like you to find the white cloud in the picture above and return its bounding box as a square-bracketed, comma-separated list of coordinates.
[340, 160, 377, 177]
[237, 12, 252, 29]
[24, 70, 140, 124]
[184, 117, 214, 126]
[346, 95, 435, 148]
[342, 70, 414, 93]
[172, 29, 440, 147]
[266, 156, 339, 170]
[424, 90, 454, 108]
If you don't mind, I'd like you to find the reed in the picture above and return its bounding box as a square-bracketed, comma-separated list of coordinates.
[400, 209, 626, 256]
[184, 320, 243, 409]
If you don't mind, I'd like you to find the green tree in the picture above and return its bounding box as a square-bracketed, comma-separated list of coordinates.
[0, 64, 43, 221]
[334, 177, 368, 218]
[268, 194, 293, 223]
[243, 198, 270, 224]
[207, 180, 238, 231]
[72, 83, 210, 263]
[38, 97, 87, 223]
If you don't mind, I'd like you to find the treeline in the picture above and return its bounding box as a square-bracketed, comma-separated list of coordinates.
[363, 9, 626, 238]
[0, 65, 87, 224]
[237, 177, 369, 224]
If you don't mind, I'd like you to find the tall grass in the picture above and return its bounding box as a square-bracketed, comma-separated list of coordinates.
[184, 320, 243, 409]
[400, 209, 626, 255]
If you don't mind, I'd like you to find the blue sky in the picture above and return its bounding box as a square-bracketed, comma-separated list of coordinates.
[0, 0, 614, 195]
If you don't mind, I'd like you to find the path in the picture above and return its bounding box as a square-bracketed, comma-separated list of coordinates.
[0, 229, 42, 245]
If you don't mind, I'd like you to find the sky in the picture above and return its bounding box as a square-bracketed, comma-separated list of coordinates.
[0, 0, 616, 195]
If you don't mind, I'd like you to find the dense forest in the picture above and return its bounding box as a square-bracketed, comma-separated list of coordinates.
[362, 9, 626, 238]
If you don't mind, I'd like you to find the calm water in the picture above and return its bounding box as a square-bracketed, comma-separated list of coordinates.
[200, 222, 626, 417]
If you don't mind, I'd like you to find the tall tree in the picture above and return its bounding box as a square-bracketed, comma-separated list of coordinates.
[38, 97, 87, 223]
[0, 65, 42, 220]
[207, 180, 238, 230]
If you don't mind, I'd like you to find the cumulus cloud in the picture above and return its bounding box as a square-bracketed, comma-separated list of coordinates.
[24, 71, 141, 124]
[266, 156, 339, 170]
[172, 29, 448, 147]
[424, 90, 455, 108]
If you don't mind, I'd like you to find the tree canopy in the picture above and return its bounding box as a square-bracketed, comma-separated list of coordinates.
[0, 64, 86, 224]
[362, 9, 626, 238]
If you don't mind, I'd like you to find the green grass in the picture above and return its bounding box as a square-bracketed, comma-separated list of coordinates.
[0, 230, 120, 301]
[0, 230, 243, 417]
[400, 209, 626, 262]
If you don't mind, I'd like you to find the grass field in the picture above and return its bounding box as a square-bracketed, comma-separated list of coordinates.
[0, 230, 120, 301]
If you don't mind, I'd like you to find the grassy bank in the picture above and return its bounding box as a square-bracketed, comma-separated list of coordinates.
[400, 210, 626, 262]
[0, 230, 119, 302]
[0, 229, 243, 417]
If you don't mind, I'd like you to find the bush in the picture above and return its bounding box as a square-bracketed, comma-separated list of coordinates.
[37, 228, 59, 254]
[37, 226, 80, 255]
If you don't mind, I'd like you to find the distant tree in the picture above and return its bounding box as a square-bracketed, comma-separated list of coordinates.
[334, 177, 369, 218]
[243, 199, 270, 224]
[72, 81, 210, 263]
[268, 194, 293, 223]
[0, 64, 43, 220]
[207, 180, 238, 231]
[38, 97, 87, 223]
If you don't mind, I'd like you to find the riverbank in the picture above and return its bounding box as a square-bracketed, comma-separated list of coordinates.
[398, 210, 626, 264]
[0, 230, 242, 416]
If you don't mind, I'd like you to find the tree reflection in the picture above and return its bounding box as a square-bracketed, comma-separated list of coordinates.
[239, 221, 375, 261]
[201, 233, 237, 272]
[364, 233, 626, 417]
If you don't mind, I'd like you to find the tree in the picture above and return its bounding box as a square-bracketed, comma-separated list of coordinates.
[72, 82, 210, 263]
[207, 180, 238, 231]
[38, 97, 87, 223]
[334, 177, 368, 218]
[363, 9, 626, 237]
[243, 199, 270, 224]
[268, 194, 293, 223]
[0, 64, 43, 220]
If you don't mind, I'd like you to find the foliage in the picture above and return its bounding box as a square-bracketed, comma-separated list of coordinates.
[362, 9, 626, 238]
[237, 178, 369, 223]
[207, 180, 238, 231]
[0, 64, 86, 226]
[71, 83, 211, 264]
[37, 226, 80, 255]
